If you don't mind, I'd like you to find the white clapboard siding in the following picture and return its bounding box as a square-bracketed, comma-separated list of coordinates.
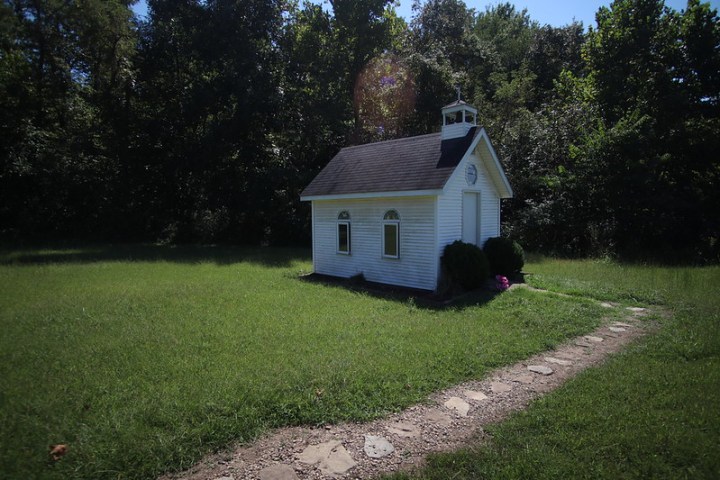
[436, 154, 501, 263]
[313, 197, 437, 290]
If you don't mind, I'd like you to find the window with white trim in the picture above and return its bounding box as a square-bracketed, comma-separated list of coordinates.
[337, 211, 351, 254]
[382, 210, 400, 258]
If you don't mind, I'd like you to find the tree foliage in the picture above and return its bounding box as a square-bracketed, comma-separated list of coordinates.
[0, 0, 717, 262]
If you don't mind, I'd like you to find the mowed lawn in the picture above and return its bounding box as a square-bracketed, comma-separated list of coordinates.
[0, 246, 612, 479]
[391, 258, 720, 480]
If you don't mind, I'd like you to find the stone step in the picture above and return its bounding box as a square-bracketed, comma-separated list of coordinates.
[544, 356, 572, 366]
[444, 397, 470, 417]
[528, 365, 554, 375]
[490, 381, 512, 393]
[298, 441, 356, 476]
[364, 435, 394, 458]
[463, 389, 489, 401]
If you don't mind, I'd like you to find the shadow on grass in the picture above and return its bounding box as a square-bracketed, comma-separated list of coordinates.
[0, 244, 311, 268]
[299, 273, 502, 311]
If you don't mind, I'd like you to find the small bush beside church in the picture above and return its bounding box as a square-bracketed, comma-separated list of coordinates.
[441, 240, 490, 291]
[484, 237, 525, 278]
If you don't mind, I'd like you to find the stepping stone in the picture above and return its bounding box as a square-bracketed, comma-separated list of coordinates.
[422, 409, 453, 426]
[528, 365, 554, 375]
[364, 435, 395, 458]
[463, 389, 489, 401]
[215, 477, 234, 480]
[544, 356, 572, 366]
[387, 422, 421, 438]
[626, 307, 647, 313]
[600, 302, 615, 308]
[444, 397, 470, 417]
[627, 307, 648, 316]
[258, 464, 299, 480]
[614, 322, 633, 328]
[574, 340, 593, 348]
[491, 381, 512, 393]
[298, 440, 356, 476]
[608, 326, 626, 333]
[512, 374, 535, 384]
[584, 335, 604, 343]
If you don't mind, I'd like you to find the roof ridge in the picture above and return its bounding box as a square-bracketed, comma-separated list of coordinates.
[341, 131, 440, 151]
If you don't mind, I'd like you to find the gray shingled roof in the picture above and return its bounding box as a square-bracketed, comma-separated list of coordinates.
[301, 127, 481, 198]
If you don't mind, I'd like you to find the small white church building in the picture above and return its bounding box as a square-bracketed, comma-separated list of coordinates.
[300, 100, 513, 291]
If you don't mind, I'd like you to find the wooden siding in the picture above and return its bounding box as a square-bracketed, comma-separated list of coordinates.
[312, 197, 437, 291]
[436, 153, 501, 265]
[441, 122, 473, 140]
[476, 131, 513, 198]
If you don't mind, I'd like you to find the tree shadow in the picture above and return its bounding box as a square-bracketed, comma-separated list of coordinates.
[298, 273, 505, 311]
[0, 244, 311, 268]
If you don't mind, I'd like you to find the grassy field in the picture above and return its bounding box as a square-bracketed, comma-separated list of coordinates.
[0, 245, 614, 479]
[390, 257, 720, 479]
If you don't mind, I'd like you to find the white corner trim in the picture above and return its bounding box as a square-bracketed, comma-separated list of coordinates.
[476, 128, 514, 199]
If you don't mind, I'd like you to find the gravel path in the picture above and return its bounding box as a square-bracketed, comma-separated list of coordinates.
[161, 295, 653, 480]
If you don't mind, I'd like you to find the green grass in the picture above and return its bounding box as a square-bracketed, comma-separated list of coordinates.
[389, 258, 720, 480]
[0, 245, 613, 479]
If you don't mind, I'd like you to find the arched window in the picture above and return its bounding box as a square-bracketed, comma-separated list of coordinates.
[337, 211, 350, 254]
[382, 210, 400, 258]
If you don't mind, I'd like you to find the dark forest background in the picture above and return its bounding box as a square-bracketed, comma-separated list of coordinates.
[1, 0, 718, 261]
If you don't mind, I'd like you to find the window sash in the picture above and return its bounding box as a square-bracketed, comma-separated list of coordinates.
[337, 222, 350, 254]
[383, 222, 399, 258]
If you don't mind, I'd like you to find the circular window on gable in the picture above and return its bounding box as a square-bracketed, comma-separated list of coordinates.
[466, 164, 478, 185]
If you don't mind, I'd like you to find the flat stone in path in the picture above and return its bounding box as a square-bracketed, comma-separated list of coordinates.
[584, 335, 604, 343]
[608, 326, 626, 333]
[364, 435, 395, 459]
[491, 381, 512, 393]
[600, 302, 616, 308]
[544, 356, 572, 366]
[614, 322, 633, 328]
[527, 365, 554, 375]
[386, 422, 421, 438]
[298, 441, 356, 476]
[444, 397, 471, 417]
[627, 307, 647, 313]
[463, 390, 489, 401]
[258, 464, 299, 480]
[511, 374, 535, 384]
[574, 340, 593, 348]
[422, 409, 453, 426]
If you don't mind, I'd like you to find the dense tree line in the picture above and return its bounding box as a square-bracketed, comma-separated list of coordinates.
[1, 0, 718, 261]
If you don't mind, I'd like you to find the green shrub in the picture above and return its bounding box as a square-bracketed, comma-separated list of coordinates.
[441, 240, 490, 291]
[484, 237, 525, 277]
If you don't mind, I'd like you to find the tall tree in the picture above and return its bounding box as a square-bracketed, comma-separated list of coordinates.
[133, 0, 285, 243]
[407, 0, 483, 133]
[329, 0, 395, 142]
[577, 0, 720, 259]
[0, 0, 136, 240]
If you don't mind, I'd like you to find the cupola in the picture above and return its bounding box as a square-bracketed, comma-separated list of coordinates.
[441, 99, 477, 140]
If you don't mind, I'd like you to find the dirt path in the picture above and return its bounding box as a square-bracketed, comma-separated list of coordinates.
[162, 296, 653, 480]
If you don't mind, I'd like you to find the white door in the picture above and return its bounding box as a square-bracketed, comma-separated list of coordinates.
[462, 192, 480, 246]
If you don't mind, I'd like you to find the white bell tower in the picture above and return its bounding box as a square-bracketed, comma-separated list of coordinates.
[441, 89, 477, 140]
